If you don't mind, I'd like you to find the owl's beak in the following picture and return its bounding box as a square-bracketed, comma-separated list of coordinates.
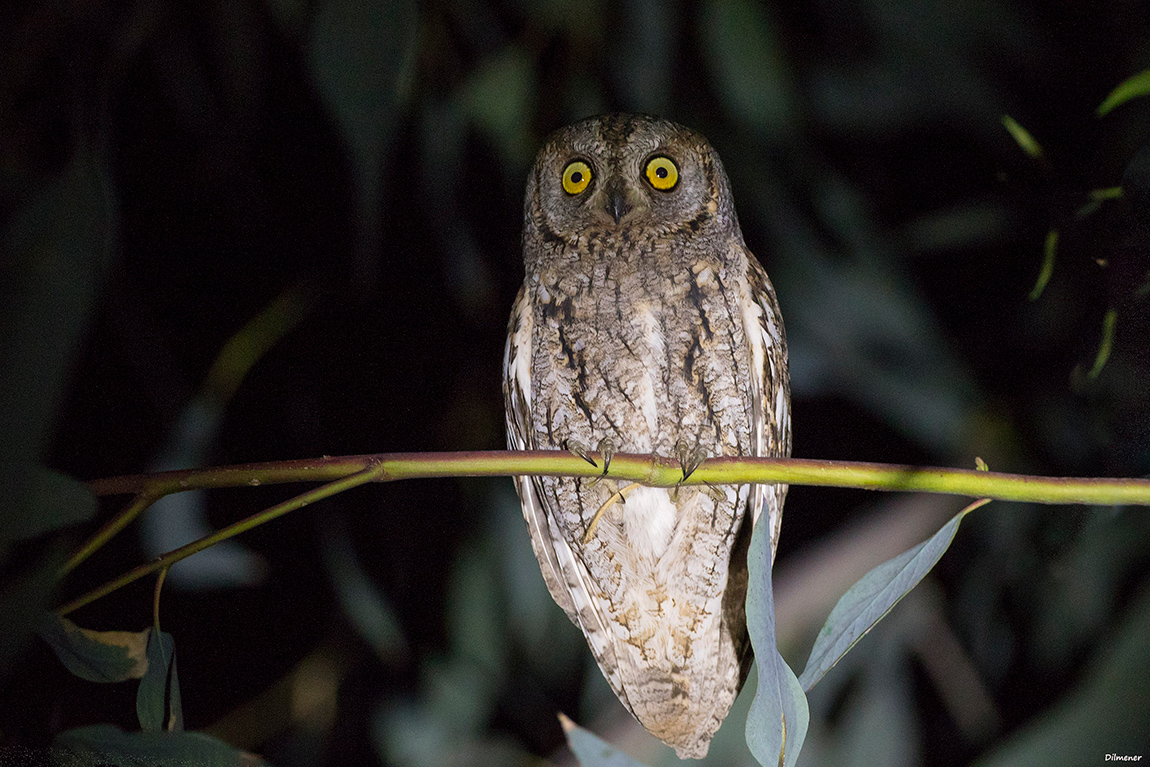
[604, 180, 631, 224]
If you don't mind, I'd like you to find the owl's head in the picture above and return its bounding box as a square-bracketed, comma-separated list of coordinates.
[524, 114, 740, 255]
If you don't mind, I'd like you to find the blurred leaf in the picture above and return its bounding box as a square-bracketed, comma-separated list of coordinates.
[141, 287, 307, 590]
[830, 624, 919, 767]
[446, 539, 504, 678]
[972, 582, 1150, 766]
[701, 0, 795, 137]
[308, 0, 417, 170]
[320, 521, 408, 663]
[781, 246, 978, 455]
[799, 500, 986, 691]
[0, 151, 116, 462]
[1086, 309, 1117, 380]
[0, 543, 66, 676]
[308, 0, 418, 277]
[1002, 115, 1044, 159]
[1096, 69, 1150, 117]
[39, 614, 150, 684]
[0, 463, 95, 560]
[1029, 229, 1058, 301]
[559, 713, 650, 767]
[137, 629, 181, 732]
[1, 465, 93, 677]
[460, 49, 537, 171]
[55, 725, 265, 766]
[745, 517, 808, 766]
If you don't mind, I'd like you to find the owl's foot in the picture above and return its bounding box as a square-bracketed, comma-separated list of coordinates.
[567, 437, 616, 476]
[597, 437, 616, 476]
[675, 438, 708, 482]
[566, 439, 598, 469]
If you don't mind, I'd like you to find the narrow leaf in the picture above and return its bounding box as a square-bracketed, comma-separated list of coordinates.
[137, 629, 177, 732]
[558, 713, 651, 767]
[39, 613, 150, 683]
[168, 652, 184, 732]
[745, 514, 809, 766]
[1097, 69, 1150, 117]
[0, 465, 96, 546]
[1087, 309, 1118, 380]
[1029, 229, 1057, 301]
[799, 499, 987, 691]
[702, 0, 795, 136]
[1001, 115, 1044, 159]
[56, 725, 266, 766]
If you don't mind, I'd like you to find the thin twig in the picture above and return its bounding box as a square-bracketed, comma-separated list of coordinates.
[58, 464, 385, 616]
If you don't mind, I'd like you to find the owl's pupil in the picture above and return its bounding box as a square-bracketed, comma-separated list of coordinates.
[656, 167, 668, 178]
[571, 171, 583, 183]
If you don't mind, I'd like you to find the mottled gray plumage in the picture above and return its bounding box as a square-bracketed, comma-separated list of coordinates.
[503, 114, 790, 759]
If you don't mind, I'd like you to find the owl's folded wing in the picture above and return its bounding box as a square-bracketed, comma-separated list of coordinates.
[740, 250, 792, 559]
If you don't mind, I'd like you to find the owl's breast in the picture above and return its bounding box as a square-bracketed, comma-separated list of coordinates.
[529, 256, 755, 458]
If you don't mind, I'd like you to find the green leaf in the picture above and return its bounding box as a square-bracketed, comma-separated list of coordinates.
[701, 0, 795, 136]
[308, 0, 417, 265]
[558, 713, 651, 767]
[0, 151, 116, 463]
[798, 501, 984, 691]
[39, 614, 150, 683]
[1086, 309, 1118, 380]
[0, 463, 95, 567]
[1001, 115, 1044, 159]
[459, 49, 537, 171]
[55, 725, 265, 766]
[137, 629, 180, 732]
[1096, 69, 1150, 117]
[0, 544, 66, 676]
[745, 518, 808, 766]
[1029, 229, 1057, 301]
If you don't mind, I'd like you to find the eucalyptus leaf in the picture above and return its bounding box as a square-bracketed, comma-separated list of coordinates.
[559, 713, 651, 767]
[0, 465, 96, 547]
[701, 0, 795, 137]
[39, 614, 150, 684]
[1097, 68, 1150, 117]
[137, 630, 179, 732]
[0, 151, 115, 463]
[799, 502, 981, 691]
[55, 725, 265, 766]
[745, 518, 808, 766]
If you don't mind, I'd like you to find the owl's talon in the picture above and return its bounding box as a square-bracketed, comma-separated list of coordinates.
[566, 439, 598, 468]
[598, 437, 616, 476]
[675, 438, 708, 482]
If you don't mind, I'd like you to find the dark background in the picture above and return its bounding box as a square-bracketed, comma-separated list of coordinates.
[2, 0, 1149, 764]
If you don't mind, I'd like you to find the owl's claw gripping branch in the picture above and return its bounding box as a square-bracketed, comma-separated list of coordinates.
[675, 438, 709, 482]
[597, 437, 616, 476]
[565, 439, 598, 468]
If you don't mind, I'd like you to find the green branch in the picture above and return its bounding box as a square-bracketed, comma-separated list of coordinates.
[59, 451, 1150, 616]
[86, 450, 1150, 505]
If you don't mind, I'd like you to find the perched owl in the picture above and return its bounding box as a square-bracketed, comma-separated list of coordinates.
[503, 114, 791, 759]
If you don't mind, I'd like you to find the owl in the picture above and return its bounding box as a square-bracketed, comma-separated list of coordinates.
[503, 114, 791, 759]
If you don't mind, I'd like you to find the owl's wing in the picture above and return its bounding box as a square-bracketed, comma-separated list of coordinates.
[503, 286, 577, 619]
[503, 285, 630, 697]
[740, 252, 792, 560]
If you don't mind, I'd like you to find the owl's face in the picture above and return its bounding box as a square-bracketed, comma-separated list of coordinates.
[526, 114, 738, 248]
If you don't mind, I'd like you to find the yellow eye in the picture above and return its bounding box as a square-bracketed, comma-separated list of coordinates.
[644, 156, 679, 190]
[562, 160, 592, 194]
